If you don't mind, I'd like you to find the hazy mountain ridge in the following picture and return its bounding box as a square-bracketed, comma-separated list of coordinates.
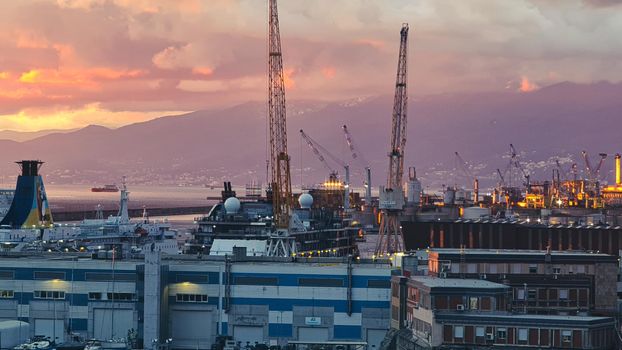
[1, 82, 621, 190]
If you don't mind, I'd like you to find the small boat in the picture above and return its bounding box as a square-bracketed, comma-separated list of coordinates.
[91, 185, 119, 193]
[13, 336, 55, 350]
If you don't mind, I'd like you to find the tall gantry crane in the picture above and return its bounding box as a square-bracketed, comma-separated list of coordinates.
[300, 129, 351, 210]
[454, 152, 479, 204]
[376, 23, 409, 256]
[342, 125, 372, 209]
[267, 0, 294, 256]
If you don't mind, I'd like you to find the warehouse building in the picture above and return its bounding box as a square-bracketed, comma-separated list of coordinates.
[0, 252, 392, 349]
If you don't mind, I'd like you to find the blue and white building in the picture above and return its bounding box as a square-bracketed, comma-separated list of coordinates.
[0, 252, 392, 349]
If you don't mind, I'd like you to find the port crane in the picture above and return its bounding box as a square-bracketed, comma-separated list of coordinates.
[300, 129, 351, 211]
[376, 23, 409, 256]
[581, 151, 607, 182]
[510, 144, 530, 190]
[342, 124, 372, 209]
[454, 152, 479, 204]
[266, 0, 295, 257]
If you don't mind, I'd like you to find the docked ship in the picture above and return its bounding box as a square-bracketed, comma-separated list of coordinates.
[91, 184, 119, 192]
[187, 181, 359, 256]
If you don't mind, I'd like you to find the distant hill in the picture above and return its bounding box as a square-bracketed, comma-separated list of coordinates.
[1, 81, 621, 191]
[0, 128, 78, 142]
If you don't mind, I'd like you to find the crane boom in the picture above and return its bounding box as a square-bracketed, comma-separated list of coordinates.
[300, 129, 351, 210]
[268, 0, 292, 231]
[343, 125, 372, 207]
[376, 23, 409, 256]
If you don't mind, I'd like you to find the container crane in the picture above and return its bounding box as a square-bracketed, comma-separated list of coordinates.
[581, 151, 607, 182]
[454, 152, 479, 204]
[342, 124, 371, 208]
[266, 0, 295, 257]
[300, 129, 351, 211]
[510, 144, 530, 190]
[376, 23, 409, 256]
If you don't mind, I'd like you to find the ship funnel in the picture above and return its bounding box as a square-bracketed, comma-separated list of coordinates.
[616, 153, 621, 185]
[0, 160, 53, 228]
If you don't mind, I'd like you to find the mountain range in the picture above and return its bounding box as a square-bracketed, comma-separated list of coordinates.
[1, 81, 621, 191]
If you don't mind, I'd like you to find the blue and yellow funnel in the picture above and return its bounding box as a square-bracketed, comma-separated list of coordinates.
[0, 160, 53, 228]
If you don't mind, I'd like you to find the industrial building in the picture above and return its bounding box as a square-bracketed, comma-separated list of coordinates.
[425, 249, 619, 315]
[389, 275, 618, 349]
[0, 251, 392, 349]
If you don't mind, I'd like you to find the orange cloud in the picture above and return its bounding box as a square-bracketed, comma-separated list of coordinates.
[356, 38, 385, 50]
[0, 72, 9, 80]
[321, 67, 336, 80]
[192, 66, 214, 77]
[519, 76, 539, 92]
[284, 68, 296, 89]
[19, 68, 146, 86]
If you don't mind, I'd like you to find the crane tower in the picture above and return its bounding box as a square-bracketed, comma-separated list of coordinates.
[267, 0, 295, 256]
[376, 23, 409, 256]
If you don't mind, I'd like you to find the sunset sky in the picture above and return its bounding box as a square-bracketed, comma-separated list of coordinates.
[0, 0, 621, 132]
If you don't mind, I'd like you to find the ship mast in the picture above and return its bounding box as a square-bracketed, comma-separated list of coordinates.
[376, 24, 409, 256]
[266, 0, 295, 256]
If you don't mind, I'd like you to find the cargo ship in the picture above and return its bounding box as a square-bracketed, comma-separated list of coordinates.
[91, 184, 119, 192]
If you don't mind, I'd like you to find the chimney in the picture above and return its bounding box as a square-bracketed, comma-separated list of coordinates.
[616, 154, 621, 186]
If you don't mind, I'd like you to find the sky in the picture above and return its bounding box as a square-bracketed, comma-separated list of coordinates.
[0, 0, 621, 132]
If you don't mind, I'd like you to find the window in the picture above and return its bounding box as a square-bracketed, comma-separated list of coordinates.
[467, 264, 477, 273]
[576, 265, 586, 274]
[34, 290, 65, 300]
[553, 267, 561, 274]
[489, 264, 497, 274]
[559, 289, 569, 300]
[0, 271, 15, 280]
[528, 265, 537, 274]
[34, 271, 65, 280]
[176, 294, 208, 303]
[106, 292, 135, 301]
[476, 327, 485, 337]
[86, 272, 136, 282]
[497, 328, 507, 339]
[528, 289, 537, 300]
[518, 328, 528, 341]
[469, 297, 478, 310]
[175, 274, 209, 284]
[0, 290, 14, 298]
[234, 276, 277, 285]
[367, 280, 391, 288]
[562, 330, 572, 342]
[298, 278, 343, 287]
[454, 326, 464, 339]
[517, 289, 525, 300]
[88, 292, 102, 300]
[511, 264, 521, 273]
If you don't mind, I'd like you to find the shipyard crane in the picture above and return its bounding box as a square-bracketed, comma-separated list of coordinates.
[581, 151, 607, 182]
[376, 23, 409, 256]
[266, 0, 295, 257]
[510, 144, 530, 189]
[342, 124, 372, 208]
[454, 152, 479, 204]
[300, 129, 351, 210]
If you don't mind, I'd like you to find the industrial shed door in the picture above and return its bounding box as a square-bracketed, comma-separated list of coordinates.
[34, 319, 65, 343]
[233, 326, 264, 347]
[297, 327, 329, 341]
[366, 329, 387, 349]
[170, 310, 214, 349]
[93, 309, 133, 340]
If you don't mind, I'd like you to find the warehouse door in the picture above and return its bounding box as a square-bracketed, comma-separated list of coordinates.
[297, 327, 329, 341]
[93, 309, 133, 340]
[366, 329, 387, 349]
[170, 310, 214, 349]
[34, 319, 65, 343]
[233, 326, 264, 347]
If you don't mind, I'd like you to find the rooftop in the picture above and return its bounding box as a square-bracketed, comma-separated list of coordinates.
[428, 248, 613, 258]
[407, 275, 509, 290]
